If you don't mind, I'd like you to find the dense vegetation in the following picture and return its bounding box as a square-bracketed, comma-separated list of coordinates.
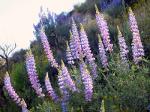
[0, 0, 150, 112]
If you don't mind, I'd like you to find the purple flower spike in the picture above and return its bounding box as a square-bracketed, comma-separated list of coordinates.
[98, 34, 108, 68]
[89, 61, 98, 79]
[58, 70, 69, 112]
[25, 50, 45, 97]
[95, 5, 113, 53]
[79, 23, 95, 61]
[128, 7, 144, 64]
[71, 18, 82, 56]
[80, 61, 93, 101]
[79, 24, 97, 78]
[58, 70, 69, 99]
[4, 72, 28, 111]
[69, 31, 80, 59]
[39, 28, 58, 68]
[66, 41, 74, 65]
[4, 72, 21, 105]
[45, 72, 59, 102]
[61, 60, 77, 92]
[117, 26, 129, 64]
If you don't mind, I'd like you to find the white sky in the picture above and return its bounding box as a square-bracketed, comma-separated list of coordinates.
[0, 0, 85, 52]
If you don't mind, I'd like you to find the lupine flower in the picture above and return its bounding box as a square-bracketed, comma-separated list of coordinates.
[66, 41, 74, 64]
[4, 72, 28, 112]
[4, 72, 22, 105]
[69, 30, 80, 59]
[39, 28, 58, 68]
[117, 26, 129, 64]
[95, 5, 113, 52]
[128, 7, 144, 64]
[98, 34, 108, 68]
[25, 50, 44, 97]
[58, 70, 69, 98]
[89, 61, 98, 79]
[58, 70, 69, 112]
[80, 61, 93, 101]
[79, 23, 95, 61]
[79, 24, 97, 78]
[61, 60, 77, 92]
[58, 71, 65, 93]
[45, 72, 59, 102]
[71, 18, 82, 57]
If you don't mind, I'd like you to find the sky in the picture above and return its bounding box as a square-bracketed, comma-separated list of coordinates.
[0, 0, 85, 52]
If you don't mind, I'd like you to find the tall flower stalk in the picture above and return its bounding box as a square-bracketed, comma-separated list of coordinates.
[66, 41, 74, 65]
[128, 7, 144, 64]
[58, 70, 69, 112]
[39, 28, 58, 68]
[4, 72, 28, 112]
[25, 50, 44, 97]
[95, 5, 113, 52]
[80, 61, 93, 101]
[89, 61, 98, 79]
[69, 31, 80, 59]
[61, 60, 77, 92]
[71, 18, 82, 57]
[79, 23, 95, 62]
[58, 60, 78, 111]
[45, 72, 59, 102]
[98, 34, 108, 68]
[58, 70, 69, 98]
[117, 26, 129, 65]
[79, 23, 97, 78]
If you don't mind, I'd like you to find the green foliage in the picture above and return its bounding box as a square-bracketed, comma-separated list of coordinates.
[60, 57, 150, 112]
[101, 100, 105, 112]
[30, 100, 61, 112]
[94, 56, 150, 112]
[0, 100, 20, 112]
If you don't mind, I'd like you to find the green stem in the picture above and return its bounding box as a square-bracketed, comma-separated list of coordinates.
[101, 72, 117, 93]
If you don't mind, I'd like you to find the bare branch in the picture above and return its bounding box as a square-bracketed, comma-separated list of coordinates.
[0, 43, 16, 71]
[0, 55, 6, 59]
[0, 43, 16, 57]
[0, 45, 7, 56]
[8, 43, 16, 56]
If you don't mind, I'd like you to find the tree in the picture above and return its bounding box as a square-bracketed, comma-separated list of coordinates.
[0, 43, 16, 72]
